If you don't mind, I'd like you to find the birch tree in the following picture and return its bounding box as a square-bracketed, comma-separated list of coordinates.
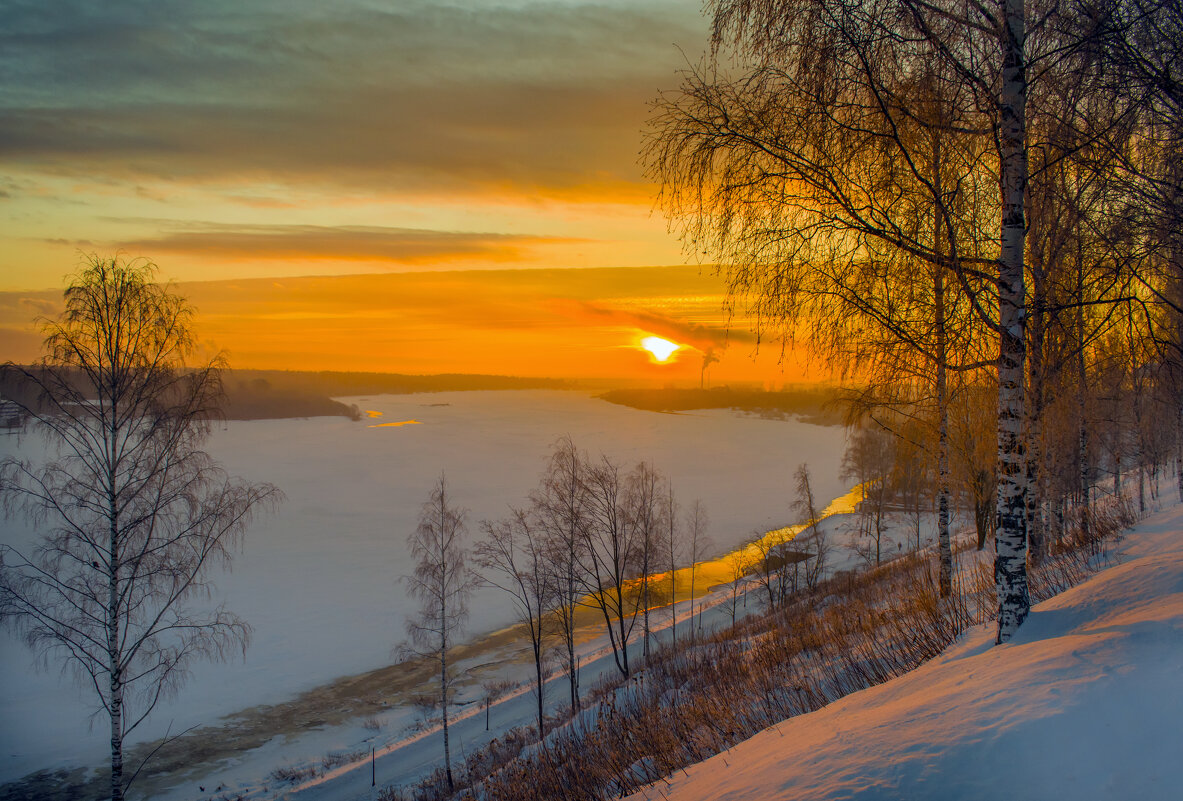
[476, 506, 553, 740]
[403, 473, 474, 793]
[533, 435, 587, 711]
[647, 0, 998, 611]
[685, 499, 712, 642]
[0, 256, 279, 801]
[842, 427, 895, 566]
[792, 463, 828, 589]
[626, 460, 665, 662]
[580, 455, 641, 678]
[663, 480, 680, 644]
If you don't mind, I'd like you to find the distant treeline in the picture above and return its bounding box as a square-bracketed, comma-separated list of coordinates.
[222, 370, 571, 420]
[1, 367, 573, 424]
[597, 386, 845, 426]
[228, 369, 570, 399]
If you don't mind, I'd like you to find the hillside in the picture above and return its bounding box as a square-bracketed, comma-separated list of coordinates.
[626, 503, 1183, 801]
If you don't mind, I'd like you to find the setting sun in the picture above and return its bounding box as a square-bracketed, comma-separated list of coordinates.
[641, 335, 681, 363]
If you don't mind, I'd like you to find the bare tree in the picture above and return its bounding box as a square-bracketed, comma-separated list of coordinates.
[842, 427, 895, 566]
[0, 256, 280, 801]
[476, 505, 553, 740]
[749, 533, 797, 608]
[792, 463, 827, 590]
[533, 435, 587, 711]
[646, 0, 1005, 617]
[580, 454, 641, 677]
[403, 473, 475, 793]
[663, 480, 680, 644]
[625, 460, 665, 663]
[685, 499, 712, 642]
[724, 547, 750, 626]
[889, 420, 932, 552]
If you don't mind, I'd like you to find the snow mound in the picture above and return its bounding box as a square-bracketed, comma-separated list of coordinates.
[628, 505, 1183, 801]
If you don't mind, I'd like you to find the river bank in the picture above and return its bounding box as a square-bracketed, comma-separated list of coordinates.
[1, 484, 864, 801]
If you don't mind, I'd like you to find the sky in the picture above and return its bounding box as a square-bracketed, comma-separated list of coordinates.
[0, 0, 810, 382]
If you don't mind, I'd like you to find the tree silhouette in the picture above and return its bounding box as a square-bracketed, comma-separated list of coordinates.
[0, 256, 280, 801]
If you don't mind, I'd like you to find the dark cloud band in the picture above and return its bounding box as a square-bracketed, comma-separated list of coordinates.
[0, 0, 704, 196]
[103, 223, 586, 263]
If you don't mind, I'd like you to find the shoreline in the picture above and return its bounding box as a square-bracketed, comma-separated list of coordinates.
[1, 484, 863, 801]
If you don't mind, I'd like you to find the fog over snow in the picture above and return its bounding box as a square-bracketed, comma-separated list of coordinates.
[0, 389, 847, 782]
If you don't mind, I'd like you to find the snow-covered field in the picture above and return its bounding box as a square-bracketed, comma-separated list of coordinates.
[626, 501, 1183, 801]
[0, 389, 848, 784]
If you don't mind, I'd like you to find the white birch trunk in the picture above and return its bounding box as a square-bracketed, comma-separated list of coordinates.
[108, 433, 124, 801]
[995, 0, 1030, 643]
[932, 136, 953, 598]
[1176, 403, 1183, 503]
[442, 641, 453, 791]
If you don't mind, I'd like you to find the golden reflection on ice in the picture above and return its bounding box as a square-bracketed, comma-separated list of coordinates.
[668, 482, 867, 597]
[365, 410, 383, 418]
[367, 420, 422, 428]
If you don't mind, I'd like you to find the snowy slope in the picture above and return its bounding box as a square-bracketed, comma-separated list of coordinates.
[627, 503, 1183, 801]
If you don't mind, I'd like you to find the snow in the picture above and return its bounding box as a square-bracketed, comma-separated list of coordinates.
[626, 501, 1183, 801]
[0, 389, 848, 784]
[266, 541, 808, 801]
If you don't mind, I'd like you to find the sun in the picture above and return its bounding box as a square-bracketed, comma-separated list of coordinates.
[641, 336, 681, 363]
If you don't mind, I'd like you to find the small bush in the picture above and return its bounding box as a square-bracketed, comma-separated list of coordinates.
[267, 764, 318, 784]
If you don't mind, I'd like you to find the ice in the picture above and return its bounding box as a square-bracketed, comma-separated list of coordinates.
[0, 389, 847, 783]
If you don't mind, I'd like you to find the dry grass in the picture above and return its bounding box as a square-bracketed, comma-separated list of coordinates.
[389, 498, 1134, 801]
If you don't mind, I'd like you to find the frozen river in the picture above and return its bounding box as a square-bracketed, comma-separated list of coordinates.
[0, 389, 847, 782]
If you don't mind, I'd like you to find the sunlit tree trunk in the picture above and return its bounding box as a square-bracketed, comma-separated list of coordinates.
[933, 134, 953, 598]
[1077, 248, 1092, 538]
[1026, 265, 1046, 565]
[995, 0, 1031, 643]
[1176, 403, 1183, 503]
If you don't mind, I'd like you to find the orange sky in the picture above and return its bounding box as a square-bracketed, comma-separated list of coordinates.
[0, 266, 819, 384]
[0, 1, 822, 384]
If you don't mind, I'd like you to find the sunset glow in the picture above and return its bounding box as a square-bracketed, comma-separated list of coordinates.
[641, 336, 681, 363]
[0, 0, 818, 385]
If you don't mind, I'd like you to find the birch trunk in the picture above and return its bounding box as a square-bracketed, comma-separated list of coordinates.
[1077, 258, 1091, 539]
[109, 582, 124, 801]
[441, 640, 453, 791]
[995, 0, 1030, 643]
[1026, 307, 1044, 565]
[108, 433, 124, 801]
[932, 133, 953, 598]
[533, 641, 545, 739]
[1177, 403, 1183, 503]
[937, 358, 952, 597]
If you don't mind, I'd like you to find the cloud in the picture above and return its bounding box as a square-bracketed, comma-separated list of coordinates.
[18, 296, 59, 317]
[550, 298, 754, 352]
[108, 223, 586, 264]
[0, 0, 705, 197]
